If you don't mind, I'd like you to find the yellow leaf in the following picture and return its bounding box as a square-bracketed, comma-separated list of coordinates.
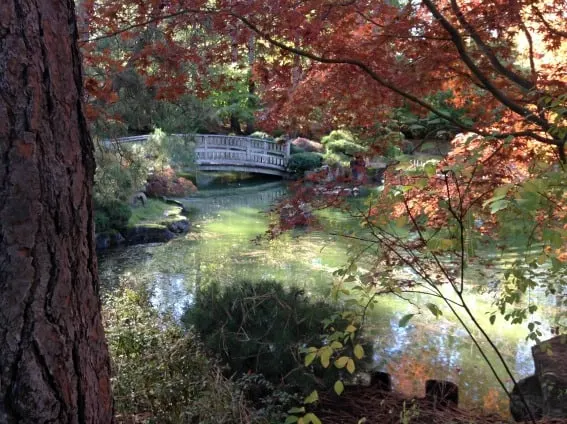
[346, 358, 356, 374]
[304, 413, 322, 424]
[330, 341, 343, 350]
[345, 324, 357, 333]
[354, 344, 364, 359]
[320, 350, 331, 368]
[304, 390, 319, 404]
[334, 356, 349, 369]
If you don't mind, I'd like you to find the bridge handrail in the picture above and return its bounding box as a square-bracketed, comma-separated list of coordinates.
[102, 133, 290, 172]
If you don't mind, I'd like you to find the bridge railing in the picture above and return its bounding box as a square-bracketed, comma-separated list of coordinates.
[102, 134, 290, 171]
[195, 135, 288, 170]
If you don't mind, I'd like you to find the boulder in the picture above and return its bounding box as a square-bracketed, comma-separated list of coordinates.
[166, 219, 191, 234]
[95, 233, 111, 250]
[510, 375, 544, 422]
[110, 231, 125, 246]
[124, 225, 175, 245]
[291, 137, 324, 153]
[532, 335, 567, 417]
[130, 191, 147, 207]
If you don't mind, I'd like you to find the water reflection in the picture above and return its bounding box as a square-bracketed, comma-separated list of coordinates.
[98, 179, 560, 416]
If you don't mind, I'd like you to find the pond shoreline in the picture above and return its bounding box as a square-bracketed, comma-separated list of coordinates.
[95, 197, 191, 250]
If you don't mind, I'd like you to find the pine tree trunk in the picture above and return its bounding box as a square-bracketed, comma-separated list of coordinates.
[0, 1, 113, 423]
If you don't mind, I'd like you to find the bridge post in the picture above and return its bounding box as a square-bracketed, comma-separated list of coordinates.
[284, 140, 291, 163]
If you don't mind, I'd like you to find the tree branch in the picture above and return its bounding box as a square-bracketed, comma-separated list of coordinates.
[532, 6, 567, 38]
[234, 12, 560, 148]
[449, 0, 534, 90]
[79, 8, 211, 44]
[421, 0, 549, 132]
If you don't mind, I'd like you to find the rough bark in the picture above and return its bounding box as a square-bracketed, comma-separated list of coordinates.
[0, 1, 113, 423]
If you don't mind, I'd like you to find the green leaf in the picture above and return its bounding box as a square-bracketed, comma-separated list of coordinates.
[395, 215, 408, 228]
[305, 352, 316, 366]
[543, 229, 563, 249]
[304, 390, 319, 404]
[335, 356, 349, 369]
[346, 358, 356, 374]
[492, 184, 512, 199]
[426, 303, 442, 317]
[285, 416, 299, 424]
[304, 413, 322, 424]
[354, 344, 365, 359]
[288, 407, 306, 414]
[489, 315, 496, 325]
[489, 199, 510, 214]
[334, 380, 345, 396]
[398, 314, 415, 327]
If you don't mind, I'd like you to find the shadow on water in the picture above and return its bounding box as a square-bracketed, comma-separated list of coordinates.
[98, 178, 563, 416]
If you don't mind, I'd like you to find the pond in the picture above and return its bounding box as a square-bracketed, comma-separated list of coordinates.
[98, 178, 563, 416]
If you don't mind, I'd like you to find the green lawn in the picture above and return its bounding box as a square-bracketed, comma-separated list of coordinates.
[129, 199, 184, 226]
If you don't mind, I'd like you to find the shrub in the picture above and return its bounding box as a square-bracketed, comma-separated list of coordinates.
[95, 200, 131, 233]
[250, 131, 273, 140]
[94, 210, 111, 233]
[320, 129, 356, 145]
[290, 144, 306, 155]
[104, 288, 242, 424]
[145, 167, 198, 197]
[287, 152, 324, 175]
[326, 139, 367, 157]
[94, 145, 149, 205]
[183, 280, 339, 388]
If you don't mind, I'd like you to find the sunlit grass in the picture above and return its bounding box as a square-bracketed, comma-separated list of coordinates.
[129, 199, 183, 226]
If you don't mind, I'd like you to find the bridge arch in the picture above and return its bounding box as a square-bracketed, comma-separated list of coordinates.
[106, 134, 291, 176]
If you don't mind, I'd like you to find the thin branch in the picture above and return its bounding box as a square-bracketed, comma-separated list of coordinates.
[80, 8, 210, 44]
[355, 10, 452, 41]
[421, 0, 550, 133]
[518, 22, 537, 84]
[532, 6, 567, 38]
[449, 0, 534, 90]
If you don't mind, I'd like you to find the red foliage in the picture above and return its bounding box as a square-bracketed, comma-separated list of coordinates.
[145, 168, 197, 198]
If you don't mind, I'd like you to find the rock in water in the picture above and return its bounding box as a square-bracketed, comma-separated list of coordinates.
[510, 375, 543, 422]
[533, 335, 567, 418]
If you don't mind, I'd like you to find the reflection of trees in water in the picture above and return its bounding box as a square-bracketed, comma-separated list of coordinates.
[369, 312, 516, 415]
[186, 185, 287, 217]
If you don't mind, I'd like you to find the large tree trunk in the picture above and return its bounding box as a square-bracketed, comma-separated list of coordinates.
[0, 1, 113, 423]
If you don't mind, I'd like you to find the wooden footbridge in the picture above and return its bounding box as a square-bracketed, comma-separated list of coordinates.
[107, 134, 291, 177]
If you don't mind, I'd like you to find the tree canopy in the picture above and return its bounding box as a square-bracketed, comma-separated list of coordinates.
[82, 0, 565, 155]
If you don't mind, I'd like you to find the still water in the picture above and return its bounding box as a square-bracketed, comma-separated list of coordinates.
[98, 179, 562, 415]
